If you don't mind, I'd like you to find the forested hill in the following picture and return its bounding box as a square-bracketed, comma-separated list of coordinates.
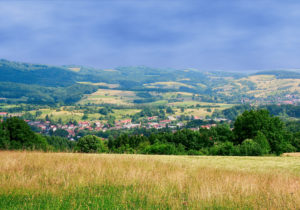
[252, 70, 300, 79]
[0, 59, 78, 87]
[0, 59, 300, 105]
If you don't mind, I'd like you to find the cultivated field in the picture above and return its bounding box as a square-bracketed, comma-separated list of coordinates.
[214, 74, 300, 98]
[78, 89, 136, 105]
[0, 152, 300, 209]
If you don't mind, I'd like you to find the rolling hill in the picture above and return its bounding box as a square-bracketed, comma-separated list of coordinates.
[0, 59, 299, 105]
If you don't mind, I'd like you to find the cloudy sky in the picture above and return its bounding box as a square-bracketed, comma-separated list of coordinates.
[0, 0, 300, 71]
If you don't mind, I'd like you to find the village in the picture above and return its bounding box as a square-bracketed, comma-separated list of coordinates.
[0, 111, 226, 140]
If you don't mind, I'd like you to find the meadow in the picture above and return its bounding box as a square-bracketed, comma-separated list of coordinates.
[1, 151, 300, 209]
[78, 89, 137, 105]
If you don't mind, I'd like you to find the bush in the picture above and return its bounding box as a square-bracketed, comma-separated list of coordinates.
[253, 131, 270, 155]
[76, 135, 107, 153]
[240, 139, 263, 156]
[143, 142, 177, 155]
[46, 136, 75, 152]
[209, 141, 239, 156]
[187, 149, 202, 155]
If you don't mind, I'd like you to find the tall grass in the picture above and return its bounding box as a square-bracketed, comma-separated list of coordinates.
[0, 151, 300, 209]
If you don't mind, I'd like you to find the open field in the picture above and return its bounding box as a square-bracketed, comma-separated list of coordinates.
[214, 74, 300, 98]
[29, 107, 142, 123]
[78, 89, 136, 105]
[174, 107, 216, 117]
[168, 101, 234, 108]
[145, 81, 195, 89]
[77, 81, 120, 88]
[1, 152, 300, 209]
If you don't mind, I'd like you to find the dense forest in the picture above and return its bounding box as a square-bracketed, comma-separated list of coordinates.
[0, 83, 98, 105]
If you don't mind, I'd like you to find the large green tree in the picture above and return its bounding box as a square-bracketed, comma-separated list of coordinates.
[76, 135, 107, 153]
[233, 110, 294, 154]
[1, 117, 48, 150]
[0, 121, 10, 149]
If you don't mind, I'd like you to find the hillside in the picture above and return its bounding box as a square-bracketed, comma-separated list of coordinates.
[0, 59, 299, 105]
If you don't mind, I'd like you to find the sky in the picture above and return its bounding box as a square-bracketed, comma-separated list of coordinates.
[1, 0, 300, 71]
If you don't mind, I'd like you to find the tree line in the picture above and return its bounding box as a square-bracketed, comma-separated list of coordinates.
[0, 109, 299, 156]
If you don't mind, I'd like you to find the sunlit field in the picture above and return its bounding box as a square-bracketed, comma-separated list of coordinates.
[1, 151, 300, 209]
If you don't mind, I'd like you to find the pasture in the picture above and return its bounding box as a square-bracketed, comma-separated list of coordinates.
[0, 151, 299, 209]
[78, 89, 136, 105]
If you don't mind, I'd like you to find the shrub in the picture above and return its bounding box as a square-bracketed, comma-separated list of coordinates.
[253, 131, 270, 155]
[143, 142, 177, 155]
[76, 135, 106, 153]
[187, 149, 202, 155]
[209, 141, 239, 156]
[240, 139, 262, 156]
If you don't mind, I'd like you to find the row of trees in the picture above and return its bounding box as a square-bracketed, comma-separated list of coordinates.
[108, 110, 299, 155]
[213, 104, 300, 120]
[0, 109, 299, 156]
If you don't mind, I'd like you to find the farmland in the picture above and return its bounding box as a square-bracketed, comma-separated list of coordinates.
[0, 151, 300, 209]
[28, 107, 142, 123]
[78, 89, 137, 105]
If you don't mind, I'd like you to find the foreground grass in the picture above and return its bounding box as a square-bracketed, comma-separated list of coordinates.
[1, 152, 300, 209]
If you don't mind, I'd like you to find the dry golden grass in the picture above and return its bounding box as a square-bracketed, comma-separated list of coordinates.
[238, 75, 300, 97]
[282, 152, 300, 157]
[1, 152, 300, 209]
[0, 152, 300, 209]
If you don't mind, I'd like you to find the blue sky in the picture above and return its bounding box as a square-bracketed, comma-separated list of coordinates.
[0, 0, 300, 71]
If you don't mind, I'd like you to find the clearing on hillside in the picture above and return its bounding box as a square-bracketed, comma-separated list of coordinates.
[78, 89, 137, 105]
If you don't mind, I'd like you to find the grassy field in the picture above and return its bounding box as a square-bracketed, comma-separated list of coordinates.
[30, 107, 141, 123]
[78, 89, 137, 105]
[145, 81, 195, 89]
[1, 152, 300, 209]
[78, 81, 120, 88]
[214, 74, 300, 98]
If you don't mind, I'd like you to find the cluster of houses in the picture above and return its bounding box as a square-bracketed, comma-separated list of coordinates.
[26, 120, 105, 138]
[0, 112, 22, 117]
[2, 112, 227, 139]
[241, 94, 300, 106]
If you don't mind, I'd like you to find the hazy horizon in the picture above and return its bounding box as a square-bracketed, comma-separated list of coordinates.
[1, 0, 300, 71]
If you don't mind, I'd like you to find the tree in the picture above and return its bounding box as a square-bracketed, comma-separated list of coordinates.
[76, 135, 106, 153]
[209, 141, 238, 156]
[99, 108, 108, 115]
[240, 139, 262, 156]
[253, 131, 270, 155]
[45, 114, 50, 121]
[52, 128, 69, 138]
[233, 110, 290, 154]
[82, 113, 88, 120]
[35, 110, 42, 117]
[46, 136, 75, 152]
[0, 122, 9, 149]
[166, 107, 174, 114]
[1, 117, 48, 150]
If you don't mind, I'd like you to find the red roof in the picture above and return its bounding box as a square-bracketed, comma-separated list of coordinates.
[118, 119, 131, 124]
[160, 120, 171, 123]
